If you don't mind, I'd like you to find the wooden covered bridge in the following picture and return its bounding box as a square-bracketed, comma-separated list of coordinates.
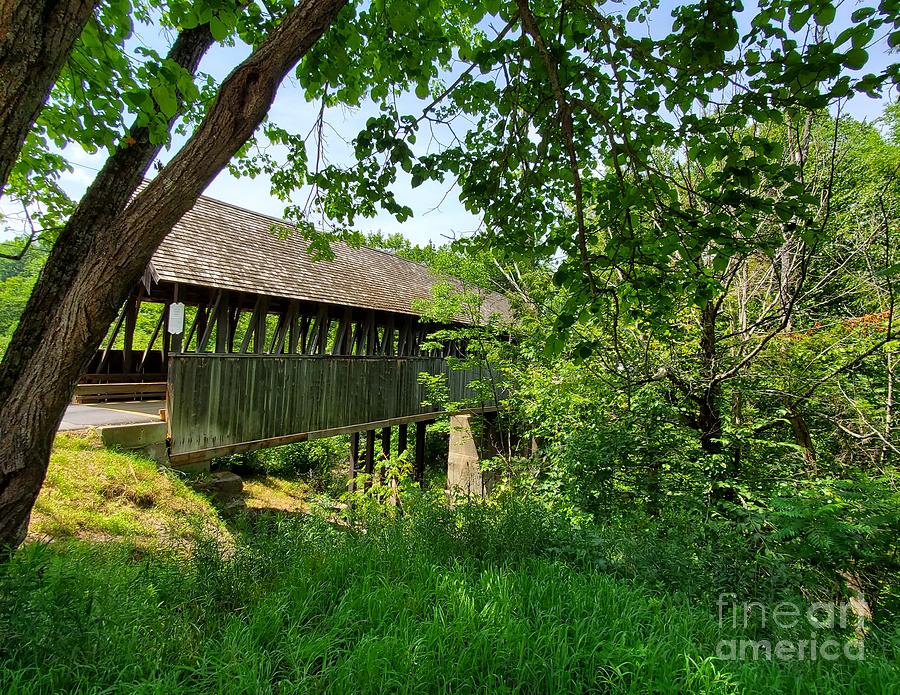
[81, 193, 510, 488]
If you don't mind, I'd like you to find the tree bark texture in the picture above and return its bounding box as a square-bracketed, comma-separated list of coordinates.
[0, 0, 99, 195]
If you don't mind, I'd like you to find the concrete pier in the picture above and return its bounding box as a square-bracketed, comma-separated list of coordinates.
[447, 413, 500, 498]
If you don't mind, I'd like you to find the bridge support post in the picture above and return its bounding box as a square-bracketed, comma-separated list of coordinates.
[349, 431, 360, 492]
[122, 293, 139, 373]
[447, 413, 499, 498]
[364, 429, 376, 488]
[398, 423, 408, 456]
[414, 421, 427, 487]
[380, 426, 391, 483]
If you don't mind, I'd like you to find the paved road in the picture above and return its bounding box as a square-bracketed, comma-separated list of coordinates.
[59, 400, 165, 431]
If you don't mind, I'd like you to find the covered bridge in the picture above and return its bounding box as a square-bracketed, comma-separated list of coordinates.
[82, 194, 510, 486]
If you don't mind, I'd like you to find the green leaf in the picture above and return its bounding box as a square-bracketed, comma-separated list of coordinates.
[844, 47, 868, 70]
[152, 83, 178, 119]
[788, 9, 811, 32]
[814, 5, 836, 26]
[210, 16, 228, 42]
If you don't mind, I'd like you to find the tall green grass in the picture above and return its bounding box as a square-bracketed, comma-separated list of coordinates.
[1, 498, 898, 693]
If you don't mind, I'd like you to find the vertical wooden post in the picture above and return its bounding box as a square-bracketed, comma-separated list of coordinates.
[398, 423, 408, 455]
[380, 426, 391, 484]
[316, 307, 330, 354]
[414, 420, 427, 487]
[382, 314, 395, 356]
[253, 299, 268, 353]
[288, 309, 299, 354]
[215, 292, 229, 353]
[162, 302, 171, 360]
[364, 429, 376, 488]
[349, 431, 360, 492]
[227, 305, 239, 353]
[122, 292, 139, 373]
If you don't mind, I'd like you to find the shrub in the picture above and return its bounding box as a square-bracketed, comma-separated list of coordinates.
[213, 438, 349, 492]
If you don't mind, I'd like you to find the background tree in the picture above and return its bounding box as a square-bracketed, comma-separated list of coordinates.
[297, 0, 899, 497]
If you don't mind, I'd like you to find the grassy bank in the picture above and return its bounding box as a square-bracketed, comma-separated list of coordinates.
[28, 433, 223, 546]
[2, 501, 899, 693]
[1, 437, 898, 693]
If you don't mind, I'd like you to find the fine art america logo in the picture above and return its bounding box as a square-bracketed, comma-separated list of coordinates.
[716, 594, 866, 662]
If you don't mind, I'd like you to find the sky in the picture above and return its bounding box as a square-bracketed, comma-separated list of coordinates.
[42, 2, 900, 247]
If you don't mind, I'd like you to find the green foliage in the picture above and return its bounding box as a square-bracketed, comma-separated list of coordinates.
[6, 4, 900, 688]
[28, 433, 223, 546]
[743, 476, 900, 610]
[213, 438, 348, 492]
[7, 0, 250, 231]
[0, 242, 46, 358]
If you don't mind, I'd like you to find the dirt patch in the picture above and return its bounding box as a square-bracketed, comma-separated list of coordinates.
[241, 475, 311, 514]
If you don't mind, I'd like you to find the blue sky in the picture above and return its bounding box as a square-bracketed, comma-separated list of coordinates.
[54, 2, 898, 247]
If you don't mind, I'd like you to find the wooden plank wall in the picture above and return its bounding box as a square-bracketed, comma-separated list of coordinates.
[167, 355, 497, 463]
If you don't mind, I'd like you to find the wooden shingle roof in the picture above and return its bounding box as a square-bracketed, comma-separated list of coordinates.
[147, 193, 512, 324]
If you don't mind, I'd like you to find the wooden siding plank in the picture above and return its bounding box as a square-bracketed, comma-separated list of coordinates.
[167, 354, 500, 461]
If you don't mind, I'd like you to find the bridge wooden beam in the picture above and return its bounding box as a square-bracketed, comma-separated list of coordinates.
[349, 431, 360, 492]
[415, 420, 428, 487]
[270, 301, 300, 355]
[122, 292, 140, 372]
[382, 314, 395, 356]
[296, 314, 310, 354]
[98, 298, 129, 371]
[166, 408, 496, 466]
[253, 296, 269, 353]
[239, 295, 264, 353]
[139, 307, 165, 373]
[332, 308, 353, 356]
[197, 290, 222, 353]
[215, 292, 230, 353]
[398, 423, 408, 455]
[364, 429, 376, 488]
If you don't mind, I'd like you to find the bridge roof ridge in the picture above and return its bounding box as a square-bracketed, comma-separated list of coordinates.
[146, 191, 512, 324]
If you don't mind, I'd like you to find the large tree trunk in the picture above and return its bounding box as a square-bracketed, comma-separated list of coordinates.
[697, 299, 739, 502]
[0, 0, 99, 196]
[0, 0, 347, 547]
[0, 20, 214, 550]
[698, 301, 722, 455]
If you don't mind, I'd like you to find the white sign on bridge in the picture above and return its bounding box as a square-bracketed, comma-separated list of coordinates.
[167, 302, 185, 335]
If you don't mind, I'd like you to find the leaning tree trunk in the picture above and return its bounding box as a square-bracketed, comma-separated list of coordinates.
[0, 0, 347, 547]
[0, 0, 99, 196]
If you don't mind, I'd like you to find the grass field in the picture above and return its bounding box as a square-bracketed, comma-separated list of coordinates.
[1, 436, 898, 693]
